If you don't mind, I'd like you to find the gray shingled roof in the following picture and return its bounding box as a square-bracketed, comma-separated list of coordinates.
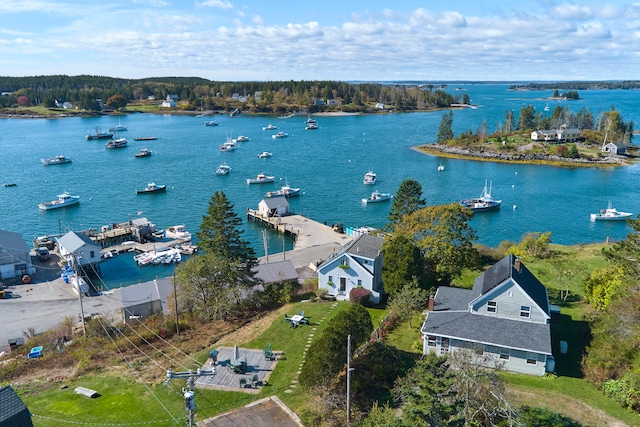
[121, 278, 174, 311]
[0, 230, 29, 253]
[255, 260, 298, 283]
[57, 231, 98, 253]
[344, 234, 383, 259]
[0, 385, 33, 427]
[432, 286, 475, 311]
[421, 311, 551, 354]
[261, 196, 289, 209]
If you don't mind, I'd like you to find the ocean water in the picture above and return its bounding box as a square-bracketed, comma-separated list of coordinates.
[1, 83, 640, 288]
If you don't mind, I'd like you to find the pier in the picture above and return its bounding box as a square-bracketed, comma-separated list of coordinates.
[246, 209, 299, 240]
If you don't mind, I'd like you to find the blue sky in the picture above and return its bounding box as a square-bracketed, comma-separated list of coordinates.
[1, 0, 638, 81]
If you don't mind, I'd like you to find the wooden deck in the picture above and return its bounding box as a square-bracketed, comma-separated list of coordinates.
[195, 346, 280, 393]
[247, 209, 299, 239]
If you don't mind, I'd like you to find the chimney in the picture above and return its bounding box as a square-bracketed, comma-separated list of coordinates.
[514, 256, 521, 273]
[428, 295, 435, 311]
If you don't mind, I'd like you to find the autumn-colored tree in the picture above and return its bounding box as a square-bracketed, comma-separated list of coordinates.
[17, 95, 29, 107]
[105, 94, 127, 109]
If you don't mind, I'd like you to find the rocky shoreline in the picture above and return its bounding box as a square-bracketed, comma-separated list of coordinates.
[414, 144, 627, 167]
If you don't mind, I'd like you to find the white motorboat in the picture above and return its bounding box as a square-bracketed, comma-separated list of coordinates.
[362, 190, 391, 204]
[41, 155, 72, 165]
[258, 151, 273, 158]
[38, 192, 80, 210]
[305, 116, 317, 124]
[461, 180, 502, 212]
[135, 148, 152, 158]
[220, 141, 236, 152]
[590, 202, 633, 221]
[109, 120, 127, 132]
[203, 120, 218, 126]
[246, 173, 275, 184]
[263, 124, 277, 131]
[438, 164, 445, 171]
[135, 182, 166, 194]
[216, 163, 232, 175]
[105, 137, 128, 149]
[266, 184, 300, 198]
[234, 135, 250, 142]
[272, 132, 288, 139]
[363, 170, 377, 185]
[305, 123, 318, 130]
[165, 225, 192, 241]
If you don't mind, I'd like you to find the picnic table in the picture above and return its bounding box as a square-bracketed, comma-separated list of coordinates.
[285, 312, 309, 328]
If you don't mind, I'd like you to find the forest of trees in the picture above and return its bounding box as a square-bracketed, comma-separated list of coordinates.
[0, 75, 458, 113]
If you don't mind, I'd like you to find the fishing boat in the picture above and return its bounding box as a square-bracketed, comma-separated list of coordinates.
[135, 182, 166, 194]
[203, 120, 218, 126]
[363, 170, 377, 185]
[105, 137, 128, 149]
[266, 184, 300, 198]
[134, 148, 152, 158]
[258, 151, 273, 158]
[305, 123, 319, 130]
[461, 181, 502, 212]
[85, 126, 113, 140]
[220, 141, 236, 152]
[109, 120, 127, 132]
[246, 173, 275, 184]
[272, 132, 288, 139]
[41, 155, 72, 165]
[216, 163, 232, 175]
[234, 135, 250, 142]
[3, 183, 16, 187]
[38, 192, 80, 210]
[590, 201, 633, 221]
[263, 124, 277, 131]
[165, 225, 192, 240]
[362, 190, 391, 204]
[133, 136, 158, 141]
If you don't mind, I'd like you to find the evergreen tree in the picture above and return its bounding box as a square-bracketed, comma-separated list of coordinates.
[436, 111, 454, 143]
[387, 179, 426, 231]
[517, 104, 536, 130]
[381, 234, 428, 296]
[197, 191, 257, 272]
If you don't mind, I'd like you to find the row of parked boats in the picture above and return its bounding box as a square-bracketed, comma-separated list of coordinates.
[133, 248, 183, 266]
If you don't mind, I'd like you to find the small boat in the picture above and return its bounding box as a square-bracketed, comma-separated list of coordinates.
[590, 201, 633, 221]
[266, 184, 300, 198]
[165, 225, 192, 240]
[438, 164, 445, 171]
[134, 136, 158, 141]
[216, 163, 232, 175]
[135, 182, 166, 194]
[109, 120, 127, 132]
[38, 192, 80, 210]
[363, 170, 377, 185]
[362, 190, 391, 204]
[203, 120, 219, 126]
[461, 180, 502, 212]
[305, 116, 317, 124]
[263, 124, 277, 131]
[258, 151, 273, 158]
[105, 138, 128, 149]
[85, 126, 113, 140]
[544, 103, 550, 112]
[135, 148, 152, 158]
[246, 173, 275, 185]
[234, 135, 250, 142]
[220, 142, 236, 152]
[272, 132, 288, 139]
[3, 183, 16, 187]
[305, 123, 319, 130]
[41, 155, 72, 165]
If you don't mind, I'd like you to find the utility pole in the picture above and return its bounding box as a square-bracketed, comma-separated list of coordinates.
[173, 269, 179, 336]
[165, 368, 216, 427]
[73, 253, 86, 337]
[346, 334, 353, 425]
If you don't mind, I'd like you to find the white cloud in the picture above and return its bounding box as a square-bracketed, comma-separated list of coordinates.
[552, 3, 593, 20]
[195, 0, 233, 10]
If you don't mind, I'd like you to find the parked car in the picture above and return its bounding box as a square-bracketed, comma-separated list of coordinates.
[36, 247, 51, 261]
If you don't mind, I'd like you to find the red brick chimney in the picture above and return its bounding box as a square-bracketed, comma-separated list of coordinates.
[428, 295, 435, 311]
[514, 256, 521, 272]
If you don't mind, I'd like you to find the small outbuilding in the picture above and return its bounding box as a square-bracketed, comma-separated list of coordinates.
[602, 141, 627, 155]
[121, 278, 174, 321]
[57, 231, 101, 268]
[258, 196, 289, 217]
[0, 229, 35, 280]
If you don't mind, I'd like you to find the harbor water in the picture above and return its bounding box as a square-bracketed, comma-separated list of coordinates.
[1, 83, 640, 288]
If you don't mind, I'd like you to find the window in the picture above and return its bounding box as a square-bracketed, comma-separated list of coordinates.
[90, 251, 95, 258]
[500, 348, 510, 360]
[357, 279, 362, 287]
[526, 352, 538, 365]
[487, 300, 497, 313]
[440, 338, 450, 355]
[328, 275, 333, 285]
[427, 335, 437, 347]
[520, 305, 531, 318]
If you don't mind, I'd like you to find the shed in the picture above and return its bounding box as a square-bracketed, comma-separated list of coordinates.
[258, 196, 289, 217]
[602, 142, 627, 155]
[121, 278, 174, 321]
[254, 260, 298, 284]
[0, 385, 33, 427]
[130, 217, 158, 243]
[0, 229, 34, 280]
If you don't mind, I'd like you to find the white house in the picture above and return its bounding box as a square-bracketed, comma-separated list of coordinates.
[421, 254, 553, 376]
[57, 231, 101, 269]
[531, 127, 581, 143]
[162, 94, 179, 108]
[602, 142, 627, 155]
[0, 230, 35, 280]
[317, 234, 384, 303]
[530, 130, 556, 142]
[258, 196, 289, 217]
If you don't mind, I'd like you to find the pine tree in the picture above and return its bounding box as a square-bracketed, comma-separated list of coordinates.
[436, 111, 454, 143]
[387, 179, 426, 231]
[197, 191, 257, 271]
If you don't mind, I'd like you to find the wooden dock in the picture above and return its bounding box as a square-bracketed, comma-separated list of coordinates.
[246, 209, 299, 240]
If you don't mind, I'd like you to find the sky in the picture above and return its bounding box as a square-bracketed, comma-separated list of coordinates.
[1, 0, 639, 81]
